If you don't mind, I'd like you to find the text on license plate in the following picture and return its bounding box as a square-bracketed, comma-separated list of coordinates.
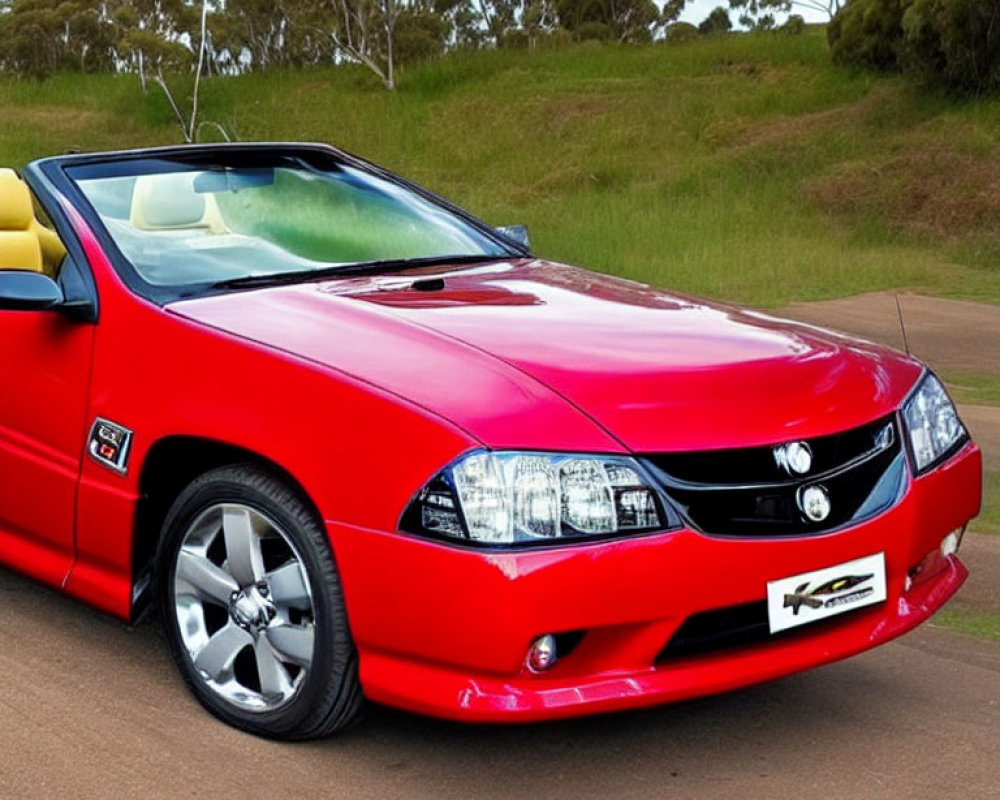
[766, 553, 887, 634]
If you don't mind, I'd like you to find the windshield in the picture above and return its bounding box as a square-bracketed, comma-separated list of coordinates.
[70, 155, 514, 288]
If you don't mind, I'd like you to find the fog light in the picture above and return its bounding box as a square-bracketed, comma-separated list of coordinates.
[940, 527, 964, 557]
[798, 485, 831, 523]
[527, 634, 557, 672]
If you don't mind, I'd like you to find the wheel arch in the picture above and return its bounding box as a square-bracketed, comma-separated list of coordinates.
[131, 435, 324, 620]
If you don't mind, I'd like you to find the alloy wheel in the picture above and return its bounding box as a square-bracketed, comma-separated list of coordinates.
[172, 503, 316, 712]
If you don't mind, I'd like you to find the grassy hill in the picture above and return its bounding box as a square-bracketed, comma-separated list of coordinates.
[2, 31, 998, 622]
[2, 27, 1000, 309]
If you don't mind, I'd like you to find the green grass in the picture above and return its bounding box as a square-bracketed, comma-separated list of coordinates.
[933, 607, 1000, 641]
[2, 32, 998, 640]
[978, 471, 1000, 535]
[3, 29, 1000, 307]
[944, 373, 1000, 407]
[938, 374, 1000, 537]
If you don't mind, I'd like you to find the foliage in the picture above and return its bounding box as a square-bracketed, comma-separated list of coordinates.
[728, 0, 784, 31]
[555, 0, 662, 44]
[780, 13, 805, 34]
[395, 7, 451, 63]
[0, 0, 118, 78]
[698, 6, 732, 36]
[210, 1, 336, 69]
[901, 0, 1000, 95]
[0, 0, 686, 86]
[664, 21, 698, 44]
[830, 0, 1000, 96]
[730, 0, 841, 29]
[572, 21, 613, 42]
[827, 0, 906, 72]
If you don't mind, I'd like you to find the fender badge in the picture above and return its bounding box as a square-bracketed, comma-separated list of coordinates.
[88, 418, 133, 474]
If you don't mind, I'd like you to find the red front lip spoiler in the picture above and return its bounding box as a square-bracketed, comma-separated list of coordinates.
[360, 555, 967, 723]
[331, 442, 980, 723]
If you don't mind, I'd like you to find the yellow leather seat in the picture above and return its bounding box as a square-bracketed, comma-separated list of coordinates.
[0, 169, 44, 273]
[130, 172, 229, 234]
[0, 168, 67, 275]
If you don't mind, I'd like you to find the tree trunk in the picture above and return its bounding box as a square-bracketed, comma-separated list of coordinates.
[138, 49, 147, 94]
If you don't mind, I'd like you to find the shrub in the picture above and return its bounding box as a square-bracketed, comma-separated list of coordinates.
[829, 0, 1000, 95]
[573, 21, 613, 41]
[394, 10, 450, 65]
[902, 0, 1000, 95]
[664, 21, 699, 45]
[538, 28, 575, 49]
[698, 7, 732, 36]
[780, 14, 806, 35]
[828, 0, 907, 72]
[499, 28, 531, 49]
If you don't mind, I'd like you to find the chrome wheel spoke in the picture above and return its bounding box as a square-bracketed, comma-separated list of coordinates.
[267, 561, 311, 610]
[254, 637, 294, 698]
[265, 624, 315, 668]
[175, 502, 317, 713]
[223, 505, 265, 586]
[194, 623, 252, 682]
[177, 550, 238, 606]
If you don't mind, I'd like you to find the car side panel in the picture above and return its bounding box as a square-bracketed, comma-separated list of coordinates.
[0, 310, 94, 586]
[61, 217, 482, 618]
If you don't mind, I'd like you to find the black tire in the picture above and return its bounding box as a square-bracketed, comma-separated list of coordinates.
[158, 464, 363, 740]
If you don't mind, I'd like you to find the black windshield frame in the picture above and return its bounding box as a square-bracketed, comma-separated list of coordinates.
[28, 142, 529, 306]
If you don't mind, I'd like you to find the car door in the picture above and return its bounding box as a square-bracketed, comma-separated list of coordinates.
[0, 198, 95, 584]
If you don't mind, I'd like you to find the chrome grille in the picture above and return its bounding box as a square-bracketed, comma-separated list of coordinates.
[641, 415, 905, 536]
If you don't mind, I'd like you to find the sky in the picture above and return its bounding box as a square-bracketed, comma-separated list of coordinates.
[678, 1, 830, 26]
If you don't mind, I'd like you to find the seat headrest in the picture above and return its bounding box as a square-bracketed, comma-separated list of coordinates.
[131, 172, 207, 230]
[0, 169, 34, 231]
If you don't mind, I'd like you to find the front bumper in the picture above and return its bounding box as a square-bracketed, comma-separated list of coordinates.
[328, 442, 981, 722]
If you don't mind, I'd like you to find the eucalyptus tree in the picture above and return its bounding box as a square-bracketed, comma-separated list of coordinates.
[0, 0, 117, 76]
[554, 0, 666, 43]
[729, 0, 844, 29]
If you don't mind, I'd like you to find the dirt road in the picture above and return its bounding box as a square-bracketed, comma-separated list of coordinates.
[779, 291, 1000, 468]
[0, 563, 996, 800]
[0, 292, 996, 800]
[778, 292, 1000, 377]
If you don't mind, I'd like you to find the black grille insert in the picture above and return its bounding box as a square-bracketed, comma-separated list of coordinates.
[656, 599, 872, 663]
[640, 415, 905, 536]
[659, 601, 770, 661]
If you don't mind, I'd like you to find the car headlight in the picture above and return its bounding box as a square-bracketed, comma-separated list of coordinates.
[902, 373, 967, 473]
[400, 451, 673, 545]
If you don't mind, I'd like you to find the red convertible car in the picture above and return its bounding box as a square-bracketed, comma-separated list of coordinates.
[0, 143, 981, 740]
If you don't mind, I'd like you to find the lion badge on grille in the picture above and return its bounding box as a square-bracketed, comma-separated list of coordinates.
[773, 441, 813, 475]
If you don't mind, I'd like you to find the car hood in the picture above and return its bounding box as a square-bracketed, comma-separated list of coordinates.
[168, 259, 924, 452]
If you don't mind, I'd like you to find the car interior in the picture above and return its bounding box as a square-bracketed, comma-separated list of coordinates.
[129, 172, 229, 235]
[95, 171, 321, 286]
[0, 168, 67, 276]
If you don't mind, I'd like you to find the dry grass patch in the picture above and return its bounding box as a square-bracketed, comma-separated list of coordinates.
[806, 140, 1000, 239]
[507, 165, 598, 203]
[727, 87, 898, 151]
[550, 96, 619, 120]
[19, 105, 109, 129]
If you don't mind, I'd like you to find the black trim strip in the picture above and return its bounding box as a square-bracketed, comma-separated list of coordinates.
[22, 167, 100, 322]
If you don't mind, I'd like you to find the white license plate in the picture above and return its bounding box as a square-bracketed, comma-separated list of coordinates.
[766, 553, 887, 634]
